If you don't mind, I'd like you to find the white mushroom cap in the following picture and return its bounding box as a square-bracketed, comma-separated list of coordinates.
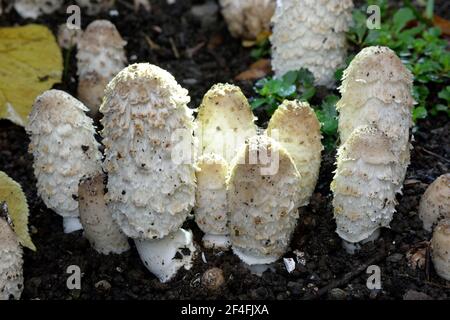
[332, 126, 403, 243]
[267, 100, 323, 206]
[431, 219, 450, 281]
[0, 217, 23, 300]
[78, 173, 130, 255]
[337, 46, 414, 158]
[196, 83, 257, 164]
[195, 153, 229, 249]
[135, 228, 196, 283]
[219, 0, 275, 40]
[100, 63, 196, 240]
[14, 0, 63, 19]
[77, 20, 127, 115]
[270, 0, 353, 87]
[26, 90, 102, 232]
[228, 135, 301, 265]
[419, 174, 450, 232]
[75, 0, 114, 15]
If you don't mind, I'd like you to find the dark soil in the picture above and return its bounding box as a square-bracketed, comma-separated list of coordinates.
[0, 0, 449, 300]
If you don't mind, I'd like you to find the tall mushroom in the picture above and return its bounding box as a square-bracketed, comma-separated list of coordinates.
[228, 135, 301, 266]
[77, 20, 127, 116]
[267, 100, 322, 206]
[332, 46, 414, 251]
[26, 90, 102, 233]
[100, 63, 197, 282]
[270, 0, 353, 87]
[194, 84, 257, 249]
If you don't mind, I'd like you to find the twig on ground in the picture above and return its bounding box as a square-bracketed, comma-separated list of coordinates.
[303, 247, 387, 300]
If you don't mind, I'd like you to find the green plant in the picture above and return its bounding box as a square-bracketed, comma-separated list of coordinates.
[346, 0, 450, 121]
[251, 69, 339, 149]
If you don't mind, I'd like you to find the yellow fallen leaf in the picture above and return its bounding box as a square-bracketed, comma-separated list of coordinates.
[0, 171, 36, 251]
[0, 24, 63, 126]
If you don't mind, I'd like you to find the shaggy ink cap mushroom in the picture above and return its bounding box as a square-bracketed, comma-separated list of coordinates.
[77, 20, 127, 115]
[419, 174, 450, 232]
[0, 215, 23, 300]
[78, 173, 130, 255]
[271, 0, 353, 87]
[219, 0, 275, 40]
[228, 135, 301, 266]
[100, 63, 197, 282]
[26, 90, 102, 233]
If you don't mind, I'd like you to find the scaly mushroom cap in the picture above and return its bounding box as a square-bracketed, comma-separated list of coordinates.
[14, 0, 63, 19]
[26, 90, 102, 219]
[431, 219, 450, 281]
[270, 0, 353, 87]
[78, 173, 130, 255]
[75, 0, 114, 15]
[219, 0, 275, 40]
[77, 20, 127, 114]
[195, 153, 228, 237]
[228, 135, 301, 264]
[0, 217, 23, 300]
[337, 46, 414, 158]
[267, 100, 323, 206]
[100, 63, 196, 240]
[419, 174, 450, 232]
[331, 126, 404, 243]
[196, 83, 257, 164]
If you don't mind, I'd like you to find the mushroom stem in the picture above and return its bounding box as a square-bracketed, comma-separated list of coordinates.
[63, 217, 83, 234]
[202, 234, 231, 250]
[134, 228, 196, 283]
[341, 228, 380, 255]
[232, 247, 279, 266]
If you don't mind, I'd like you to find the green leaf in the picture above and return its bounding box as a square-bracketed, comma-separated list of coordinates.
[438, 86, 450, 103]
[393, 8, 415, 33]
[250, 98, 267, 110]
[316, 95, 339, 135]
[413, 106, 428, 122]
[282, 71, 298, 86]
[296, 68, 315, 87]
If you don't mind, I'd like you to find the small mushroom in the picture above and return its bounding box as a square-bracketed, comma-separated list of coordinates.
[14, 0, 63, 19]
[77, 20, 127, 115]
[219, 0, 275, 40]
[431, 219, 450, 281]
[26, 90, 102, 233]
[267, 100, 323, 206]
[0, 215, 23, 300]
[228, 135, 301, 266]
[78, 173, 130, 255]
[194, 84, 257, 249]
[332, 126, 400, 249]
[271, 0, 353, 87]
[419, 174, 450, 232]
[100, 63, 197, 282]
[75, 0, 114, 15]
[195, 153, 230, 250]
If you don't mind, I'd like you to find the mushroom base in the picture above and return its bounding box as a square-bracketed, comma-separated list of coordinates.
[135, 228, 196, 283]
[202, 234, 231, 250]
[63, 217, 83, 233]
[232, 247, 279, 266]
[342, 228, 381, 254]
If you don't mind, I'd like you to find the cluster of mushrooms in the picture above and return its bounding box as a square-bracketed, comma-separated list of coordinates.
[1, 0, 449, 300]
